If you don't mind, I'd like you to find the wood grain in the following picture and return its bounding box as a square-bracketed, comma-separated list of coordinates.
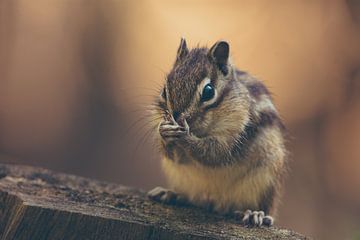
[0, 164, 309, 240]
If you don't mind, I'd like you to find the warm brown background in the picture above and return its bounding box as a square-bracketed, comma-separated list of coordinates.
[1, 1, 359, 239]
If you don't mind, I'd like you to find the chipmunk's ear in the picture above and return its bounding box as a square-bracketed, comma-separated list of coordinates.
[176, 38, 189, 63]
[209, 41, 229, 75]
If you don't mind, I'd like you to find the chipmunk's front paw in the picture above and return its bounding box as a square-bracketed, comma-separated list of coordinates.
[159, 120, 188, 143]
[147, 186, 187, 206]
[234, 209, 274, 227]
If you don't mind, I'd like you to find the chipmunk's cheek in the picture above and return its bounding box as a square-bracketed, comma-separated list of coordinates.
[188, 121, 205, 137]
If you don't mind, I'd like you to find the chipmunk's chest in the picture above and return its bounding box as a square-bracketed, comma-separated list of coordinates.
[161, 157, 274, 213]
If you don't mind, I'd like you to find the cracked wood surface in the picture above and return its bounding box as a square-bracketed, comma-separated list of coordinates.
[0, 164, 309, 240]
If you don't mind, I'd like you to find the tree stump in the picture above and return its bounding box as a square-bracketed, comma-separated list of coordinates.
[0, 164, 309, 239]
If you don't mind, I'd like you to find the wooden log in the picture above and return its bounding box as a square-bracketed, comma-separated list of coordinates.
[0, 164, 309, 239]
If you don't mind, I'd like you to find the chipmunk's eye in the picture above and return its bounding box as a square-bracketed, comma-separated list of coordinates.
[201, 83, 215, 102]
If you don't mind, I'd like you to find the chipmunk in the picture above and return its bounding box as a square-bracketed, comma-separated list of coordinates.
[148, 38, 287, 227]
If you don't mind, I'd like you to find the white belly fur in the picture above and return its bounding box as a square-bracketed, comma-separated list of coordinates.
[162, 157, 275, 213]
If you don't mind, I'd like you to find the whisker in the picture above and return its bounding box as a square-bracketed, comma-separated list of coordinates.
[132, 117, 161, 140]
[116, 86, 162, 93]
[125, 116, 162, 138]
[124, 106, 163, 115]
[130, 122, 158, 164]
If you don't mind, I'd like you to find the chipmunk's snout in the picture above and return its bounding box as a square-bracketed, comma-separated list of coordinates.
[172, 111, 181, 122]
[172, 111, 190, 128]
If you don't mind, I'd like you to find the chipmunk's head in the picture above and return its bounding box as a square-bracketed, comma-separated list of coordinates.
[155, 38, 250, 138]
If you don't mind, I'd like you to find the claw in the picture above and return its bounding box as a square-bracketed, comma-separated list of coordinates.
[183, 118, 190, 134]
[159, 116, 189, 142]
[148, 186, 176, 204]
[147, 186, 187, 206]
[236, 209, 273, 227]
[160, 124, 185, 131]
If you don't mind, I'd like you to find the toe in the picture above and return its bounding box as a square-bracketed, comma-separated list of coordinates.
[257, 211, 265, 227]
[242, 209, 252, 226]
[147, 186, 166, 201]
[249, 211, 259, 226]
[240, 210, 270, 227]
[148, 187, 183, 206]
[263, 216, 274, 227]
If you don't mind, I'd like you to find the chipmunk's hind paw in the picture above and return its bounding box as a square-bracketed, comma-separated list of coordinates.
[234, 209, 273, 227]
[147, 186, 187, 206]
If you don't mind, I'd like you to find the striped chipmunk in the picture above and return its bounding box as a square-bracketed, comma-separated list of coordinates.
[148, 38, 287, 227]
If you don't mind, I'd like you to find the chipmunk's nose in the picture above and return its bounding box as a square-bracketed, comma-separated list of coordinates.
[172, 111, 190, 127]
[172, 111, 180, 122]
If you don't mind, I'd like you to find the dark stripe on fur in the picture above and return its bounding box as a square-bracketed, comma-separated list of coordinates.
[232, 111, 281, 158]
[195, 110, 283, 167]
[246, 81, 270, 99]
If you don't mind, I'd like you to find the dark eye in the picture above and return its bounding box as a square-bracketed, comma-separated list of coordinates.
[201, 83, 215, 102]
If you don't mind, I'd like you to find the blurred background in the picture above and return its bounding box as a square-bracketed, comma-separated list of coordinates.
[1, 0, 359, 239]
